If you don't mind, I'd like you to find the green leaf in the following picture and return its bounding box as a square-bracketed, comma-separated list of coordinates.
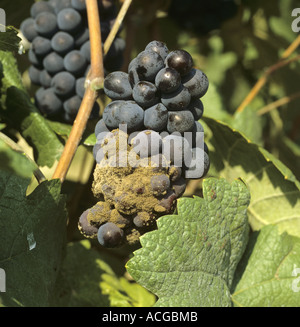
[231, 225, 300, 307]
[0, 51, 64, 167]
[52, 240, 156, 307]
[47, 120, 97, 146]
[126, 178, 250, 307]
[0, 26, 21, 52]
[0, 136, 36, 179]
[203, 117, 300, 237]
[0, 172, 67, 307]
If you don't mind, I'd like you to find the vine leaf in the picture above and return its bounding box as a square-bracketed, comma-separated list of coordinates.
[0, 51, 63, 167]
[203, 117, 300, 237]
[231, 225, 300, 307]
[0, 26, 21, 53]
[52, 240, 156, 307]
[0, 171, 67, 307]
[126, 178, 250, 307]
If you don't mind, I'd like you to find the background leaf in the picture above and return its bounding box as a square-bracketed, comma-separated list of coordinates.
[203, 117, 300, 237]
[231, 225, 300, 307]
[126, 178, 250, 307]
[0, 173, 67, 307]
[52, 240, 156, 307]
[0, 26, 21, 52]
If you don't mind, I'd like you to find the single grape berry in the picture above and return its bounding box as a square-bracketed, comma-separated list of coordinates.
[78, 209, 98, 238]
[144, 103, 168, 132]
[132, 81, 160, 108]
[161, 84, 191, 111]
[97, 222, 124, 248]
[43, 52, 64, 75]
[155, 67, 181, 93]
[145, 41, 169, 60]
[187, 98, 204, 120]
[20, 18, 38, 42]
[104, 71, 132, 100]
[51, 31, 75, 55]
[182, 68, 209, 98]
[57, 8, 82, 34]
[34, 12, 57, 38]
[167, 110, 195, 134]
[31, 36, 52, 57]
[51, 71, 75, 97]
[135, 50, 164, 82]
[165, 50, 194, 76]
[64, 50, 87, 76]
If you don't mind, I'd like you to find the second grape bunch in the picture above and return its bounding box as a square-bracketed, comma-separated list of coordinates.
[78, 40, 210, 248]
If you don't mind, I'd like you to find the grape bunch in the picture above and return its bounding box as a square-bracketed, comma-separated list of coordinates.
[78, 41, 210, 248]
[20, 0, 125, 122]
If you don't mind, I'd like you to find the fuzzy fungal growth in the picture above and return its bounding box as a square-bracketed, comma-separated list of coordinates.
[78, 41, 210, 247]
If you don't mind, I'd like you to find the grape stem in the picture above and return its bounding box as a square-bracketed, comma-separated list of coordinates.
[257, 91, 300, 116]
[52, 0, 103, 182]
[103, 0, 133, 55]
[236, 35, 300, 114]
[52, 0, 133, 183]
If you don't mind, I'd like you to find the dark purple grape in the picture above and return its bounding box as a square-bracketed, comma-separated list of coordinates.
[182, 68, 209, 98]
[145, 40, 169, 60]
[167, 110, 195, 134]
[64, 50, 87, 76]
[103, 101, 144, 132]
[135, 50, 164, 82]
[144, 103, 168, 132]
[51, 31, 75, 56]
[43, 52, 64, 75]
[30, 1, 55, 18]
[78, 209, 98, 238]
[104, 72, 132, 100]
[57, 8, 82, 34]
[155, 67, 181, 93]
[132, 81, 160, 108]
[51, 71, 76, 98]
[165, 50, 194, 76]
[31, 36, 52, 57]
[187, 98, 204, 120]
[97, 222, 124, 248]
[34, 12, 58, 38]
[161, 85, 191, 111]
[20, 18, 38, 42]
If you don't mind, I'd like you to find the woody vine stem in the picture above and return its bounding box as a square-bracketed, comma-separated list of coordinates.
[52, 0, 133, 182]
